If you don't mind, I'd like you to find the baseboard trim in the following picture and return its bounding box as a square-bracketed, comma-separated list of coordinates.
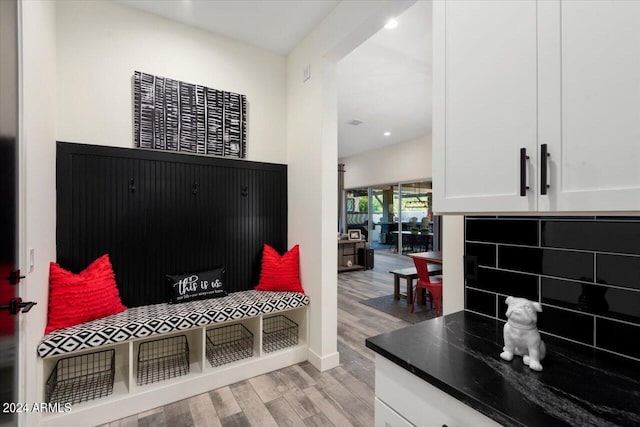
[308, 348, 340, 371]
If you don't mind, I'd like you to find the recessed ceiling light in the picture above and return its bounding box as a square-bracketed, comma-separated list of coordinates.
[384, 131, 391, 136]
[384, 18, 398, 30]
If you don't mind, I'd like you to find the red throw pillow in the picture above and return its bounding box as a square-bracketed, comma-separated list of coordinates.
[255, 244, 304, 293]
[45, 254, 127, 334]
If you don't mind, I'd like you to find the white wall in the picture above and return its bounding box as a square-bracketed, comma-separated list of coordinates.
[56, 0, 287, 164]
[442, 215, 464, 315]
[286, 0, 415, 371]
[0, 1, 18, 137]
[340, 133, 432, 189]
[19, 1, 57, 426]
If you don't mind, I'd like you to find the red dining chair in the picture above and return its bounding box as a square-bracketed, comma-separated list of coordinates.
[411, 257, 443, 316]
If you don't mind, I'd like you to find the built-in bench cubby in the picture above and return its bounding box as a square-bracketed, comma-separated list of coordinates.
[43, 143, 305, 426]
[136, 334, 190, 386]
[263, 314, 299, 353]
[45, 348, 116, 406]
[37, 291, 309, 426]
[206, 323, 254, 367]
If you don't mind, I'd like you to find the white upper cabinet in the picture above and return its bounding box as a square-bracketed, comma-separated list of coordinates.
[540, 0, 640, 211]
[433, 0, 538, 212]
[434, 0, 640, 213]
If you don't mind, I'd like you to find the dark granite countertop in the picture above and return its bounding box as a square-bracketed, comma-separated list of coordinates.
[365, 310, 640, 427]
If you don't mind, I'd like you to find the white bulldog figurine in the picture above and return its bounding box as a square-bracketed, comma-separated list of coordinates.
[500, 296, 546, 371]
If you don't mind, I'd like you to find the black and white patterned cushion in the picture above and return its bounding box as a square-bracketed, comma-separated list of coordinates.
[38, 290, 309, 358]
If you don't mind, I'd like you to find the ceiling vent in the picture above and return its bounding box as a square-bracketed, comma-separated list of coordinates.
[347, 119, 364, 126]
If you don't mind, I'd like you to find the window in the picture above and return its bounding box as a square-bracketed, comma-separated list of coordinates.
[345, 181, 438, 254]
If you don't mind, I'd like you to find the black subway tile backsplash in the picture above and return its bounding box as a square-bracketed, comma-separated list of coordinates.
[537, 305, 594, 345]
[465, 216, 640, 361]
[596, 318, 640, 360]
[542, 220, 640, 255]
[465, 242, 496, 267]
[541, 278, 605, 314]
[498, 246, 594, 282]
[596, 254, 640, 291]
[497, 295, 508, 321]
[540, 278, 640, 324]
[466, 219, 538, 246]
[595, 216, 640, 221]
[600, 287, 640, 325]
[466, 288, 496, 317]
[467, 267, 538, 300]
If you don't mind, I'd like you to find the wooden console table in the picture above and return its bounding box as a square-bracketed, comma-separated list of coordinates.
[338, 239, 367, 272]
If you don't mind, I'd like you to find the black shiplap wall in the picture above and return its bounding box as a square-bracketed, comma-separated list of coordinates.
[464, 216, 640, 361]
[57, 142, 287, 307]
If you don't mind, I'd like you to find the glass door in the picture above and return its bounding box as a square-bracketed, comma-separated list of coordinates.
[367, 185, 392, 251]
[0, 2, 21, 424]
[400, 181, 432, 253]
[345, 188, 368, 241]
[350, 181, 435, 254]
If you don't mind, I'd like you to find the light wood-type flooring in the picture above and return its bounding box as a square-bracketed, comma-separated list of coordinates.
[102, 252, 413, 427]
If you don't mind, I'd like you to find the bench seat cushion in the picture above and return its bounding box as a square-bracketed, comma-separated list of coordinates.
[38, 290, 309, 358]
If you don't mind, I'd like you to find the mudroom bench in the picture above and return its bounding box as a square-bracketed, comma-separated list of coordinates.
[36, 290, 309, 427]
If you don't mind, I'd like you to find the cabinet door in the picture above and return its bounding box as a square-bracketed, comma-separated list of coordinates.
[374, 397, 412, 427]
[433, 0, 538, 213]
[375, 355, 501, 427]
[539, 1, 640, 211]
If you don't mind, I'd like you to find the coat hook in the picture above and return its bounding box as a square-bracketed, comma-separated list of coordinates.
[241, 185, 249, 197]
[129, 179, 136, 192]
[192, 182, 199, 195]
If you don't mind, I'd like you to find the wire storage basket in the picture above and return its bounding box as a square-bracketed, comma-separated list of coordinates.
[206, 323, 254, 367]
[263, 315, 299, 353]
[45, 349, 115, 406]
[136, 335, 189, 386]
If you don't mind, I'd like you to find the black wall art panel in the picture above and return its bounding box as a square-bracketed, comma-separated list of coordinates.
[134, 71, 247, 158]
[465, 216, 640, 361]
[57, 142, 286, 307]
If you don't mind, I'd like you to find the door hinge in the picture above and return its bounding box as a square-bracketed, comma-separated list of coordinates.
[0, 298, 37, 315]
[9, 269, 25, 285]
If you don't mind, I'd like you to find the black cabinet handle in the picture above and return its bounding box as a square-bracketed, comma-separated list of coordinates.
[464, 256, 478, 281]
[8, 269, 25, 285]
[520, 148, 529, 196]
[541, 144, 550, 195]
[0, 298, 37, 315]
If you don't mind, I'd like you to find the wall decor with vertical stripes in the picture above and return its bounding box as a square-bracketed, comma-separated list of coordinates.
[133, 71, 247, 158]
[465, 216, 640, 361]
[57, 142, 286, 307]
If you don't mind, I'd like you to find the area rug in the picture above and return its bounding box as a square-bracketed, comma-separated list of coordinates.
[359, 294, 437, 324]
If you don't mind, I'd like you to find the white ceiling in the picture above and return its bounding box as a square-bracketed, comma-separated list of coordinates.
[337, 1, 432, 158]
[114, 0, 432, 159]
[115, 0, 340, 55]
